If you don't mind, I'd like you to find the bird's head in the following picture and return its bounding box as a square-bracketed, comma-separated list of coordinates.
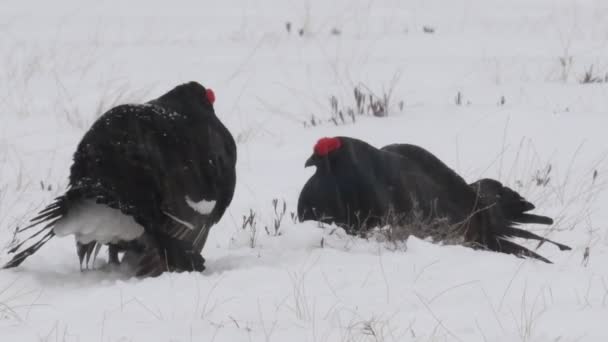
[180, 81, 216, 107]
[153, 81, 217, 115]
[305, 137, 343, 168]
[304, 136, 381, 174]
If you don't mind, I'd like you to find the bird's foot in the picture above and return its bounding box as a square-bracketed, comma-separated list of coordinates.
[185, 251, 205, 272]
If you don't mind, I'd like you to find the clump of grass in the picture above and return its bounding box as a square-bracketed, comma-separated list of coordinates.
[422, 26, 436, 34]
[454, 91, 471, 106]
[239, 199, 296, 247]
[580, 65, 608, 84]
[558, 55, 574, 82]
[455, 91, 463, 106]
[365, 201, 465, 251]
[330, 27, 341, 36]
[241, 209, 258, 248]
[264, 198, 287, 236]
[533, 164, 552, 187]
[304, 75, 402, 128]
[498, 95, 506, 106]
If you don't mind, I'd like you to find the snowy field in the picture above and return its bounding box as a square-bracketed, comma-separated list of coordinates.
[1, 0, 608, 340]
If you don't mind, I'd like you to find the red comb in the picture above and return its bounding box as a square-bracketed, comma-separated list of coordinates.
[314, 137, 342, 156]
[206, 88, 216, 104]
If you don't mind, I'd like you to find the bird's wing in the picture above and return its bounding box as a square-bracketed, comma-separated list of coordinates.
[381, 144, 472, 194]
[379, 144, 479, 218]
[154, 123, 236, 252]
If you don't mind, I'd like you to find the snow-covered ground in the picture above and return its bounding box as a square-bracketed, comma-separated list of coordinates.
[1, 0, 608, 340]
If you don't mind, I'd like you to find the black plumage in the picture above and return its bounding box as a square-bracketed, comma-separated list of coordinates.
[297, 137, 570, 263]
[3, 81, 237, 276]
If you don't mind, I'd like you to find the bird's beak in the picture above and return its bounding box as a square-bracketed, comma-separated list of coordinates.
[304, 154, 317, 168]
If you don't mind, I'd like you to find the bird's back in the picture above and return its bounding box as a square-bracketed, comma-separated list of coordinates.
[68, 104, 181, 225]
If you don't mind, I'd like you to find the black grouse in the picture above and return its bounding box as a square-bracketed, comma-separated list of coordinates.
[297, 136, 570, 263]
[3, 81, 237, 277]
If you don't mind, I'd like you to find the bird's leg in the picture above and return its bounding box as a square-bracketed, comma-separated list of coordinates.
[91, 243, 102, 267]
[76, 241, 96, 271]
[186, 250, 206, 272]
[192, 225, 211, 255]
[172, 248, 205, 273]
[123, 233, 168, 278]
[158, 236, 206, 273]
[108, 245, 120, 265]
[77, 242, 87, 271]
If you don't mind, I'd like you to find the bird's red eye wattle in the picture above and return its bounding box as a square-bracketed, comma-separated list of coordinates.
[314, 137, 342, 156]
[205, 88, 216, 104]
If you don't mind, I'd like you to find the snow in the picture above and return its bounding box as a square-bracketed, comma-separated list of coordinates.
[1, 0, 608, 341]
[186, 197, 216, 215]
[54, 200, 144, 244]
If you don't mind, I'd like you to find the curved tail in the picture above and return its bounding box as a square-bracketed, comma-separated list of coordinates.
[3, 196, 67, 269]
[470, 179, 571, 263]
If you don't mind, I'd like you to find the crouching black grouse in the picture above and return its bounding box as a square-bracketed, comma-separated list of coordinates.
[3, 81, 237, 277]
[297, 136, 570, 263]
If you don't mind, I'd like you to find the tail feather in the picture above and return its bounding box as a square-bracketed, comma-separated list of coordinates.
[3, 231, 55, 268]
[3, 197, 67, 269]
[503, 226, 571, 251]
[494, 237, 553, 264]
[471, 209, 554, 263]
[471, 179, 553, 226]
[470, 178, 571, 263]
[17, 198, 66, 233]
[7, 218, 60, 253]
[473, 212, 568, 263]
[517, 213, 553, 226]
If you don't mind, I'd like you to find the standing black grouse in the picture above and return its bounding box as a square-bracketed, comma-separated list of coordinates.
[3, 81, 237, 276]
[297, 136, 570, 263]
